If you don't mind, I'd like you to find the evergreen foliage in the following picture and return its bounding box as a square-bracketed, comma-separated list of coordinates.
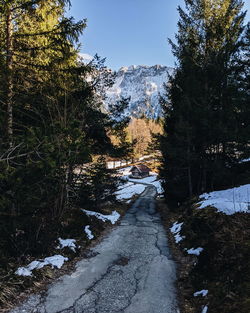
[0, 0, 128, 261]
[160, 0, 249, 202]
[77, 156, 120, 211]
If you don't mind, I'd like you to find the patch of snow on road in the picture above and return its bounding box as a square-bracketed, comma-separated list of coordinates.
[170, 222, 185, 243]
[57, 238, 77, 252]
[117, 167, 163, 199]
[15, 255, 68, 277]
[117, 182, 134, 190]
[128, 173, 158, 184]
[201, 305, 208, 313]
[194, 290, 208, 297]
[115, 182, 146, 201]
[82, 209, 120, 225]
[84, 225, 94, 240]
[187, 247, 204, 256]
[127, 172, 164, 194]
[198, 184, 250, 215]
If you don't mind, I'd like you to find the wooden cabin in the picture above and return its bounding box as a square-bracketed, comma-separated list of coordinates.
[129, 164, 151, 179]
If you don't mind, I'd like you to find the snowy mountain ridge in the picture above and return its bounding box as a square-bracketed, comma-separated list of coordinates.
[105, 64, 173, 119]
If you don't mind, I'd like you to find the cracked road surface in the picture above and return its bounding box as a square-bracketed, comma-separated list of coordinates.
[10, 185, 179, 313]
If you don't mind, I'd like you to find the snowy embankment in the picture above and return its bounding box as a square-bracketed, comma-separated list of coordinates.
[198, 184, 250, 215]
[169, 183, 250, 313]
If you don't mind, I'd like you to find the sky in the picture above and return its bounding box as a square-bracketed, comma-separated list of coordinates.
[68, 0, 250, 70]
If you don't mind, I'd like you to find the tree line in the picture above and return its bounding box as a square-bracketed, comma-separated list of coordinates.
[160, 0, 250, 202]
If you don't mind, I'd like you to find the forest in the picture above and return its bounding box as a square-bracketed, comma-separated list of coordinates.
[0, 0, 249, 312]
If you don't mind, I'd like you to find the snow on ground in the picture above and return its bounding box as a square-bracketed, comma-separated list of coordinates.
[84, 225, 94, 240]
[57, 238, 77, 252]
[201, 305, 208, 313]
[82, 209, 120, 225]
[239, 157, 250, 163]
[117, 166, 132, 177]
[16, 255, 68, 277]
[194, 290, 208, 297]
[115, 183, 146, 202]
[118, 166, 164, 195]
[198, 184, 250, 215]
[128, 173, 158, 184]
[186, 247, 204, 256]
[151, 179, 164, 194]
[117, 181, 134, 191]
[128, 173, 164, 194]
[170, 222, 185, 243]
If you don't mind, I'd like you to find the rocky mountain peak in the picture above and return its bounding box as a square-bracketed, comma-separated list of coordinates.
[105, 64, 173, 119]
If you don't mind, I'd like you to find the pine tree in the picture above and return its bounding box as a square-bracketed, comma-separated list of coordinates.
[160, 0, 247, 202]
[77, 156, 120, 211]
[0, 1, 128, 259]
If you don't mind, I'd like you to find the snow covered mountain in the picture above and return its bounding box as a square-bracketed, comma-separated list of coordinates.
[105, 65, 173, 119]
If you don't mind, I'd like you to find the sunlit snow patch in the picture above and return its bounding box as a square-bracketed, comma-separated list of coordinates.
[16, 255, 68, 277]
[170, 222, 185, 243]
[194, 290, 208, 297]
[84, 225, 94, 240]
[57, 238, 77, 252]
[82, 209, 120, 225]
[198, 184, 250, 215]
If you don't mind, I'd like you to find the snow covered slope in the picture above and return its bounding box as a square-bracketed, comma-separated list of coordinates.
[198, 184, 250, 215]
[105, 65, 173, 119]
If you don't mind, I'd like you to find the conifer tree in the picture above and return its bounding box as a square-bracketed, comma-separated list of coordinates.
[160, 0, 247, 201]
[0, 1, 128, 258]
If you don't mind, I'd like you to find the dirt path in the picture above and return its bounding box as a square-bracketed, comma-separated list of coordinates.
[10, 185, 179, 313]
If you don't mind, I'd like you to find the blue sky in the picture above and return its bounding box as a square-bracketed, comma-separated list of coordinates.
[68, 0, 250, 70]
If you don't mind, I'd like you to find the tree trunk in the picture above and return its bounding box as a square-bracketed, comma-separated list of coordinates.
[187, 166, 193, 197]
[6, 7, 14, 148]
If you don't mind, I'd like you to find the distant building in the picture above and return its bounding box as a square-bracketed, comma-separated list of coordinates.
[129, 164, 151, 178]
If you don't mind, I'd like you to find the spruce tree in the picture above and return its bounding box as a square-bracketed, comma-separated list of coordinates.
[0, 0, 128, 259]
[160, 0, 247, 201]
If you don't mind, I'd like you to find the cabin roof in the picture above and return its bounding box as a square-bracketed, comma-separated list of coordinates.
[130, 164, 151, 173]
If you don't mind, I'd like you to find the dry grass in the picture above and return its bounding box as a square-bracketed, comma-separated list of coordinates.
[157, 198, 250, 313]
[0, 201, 130, 313]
